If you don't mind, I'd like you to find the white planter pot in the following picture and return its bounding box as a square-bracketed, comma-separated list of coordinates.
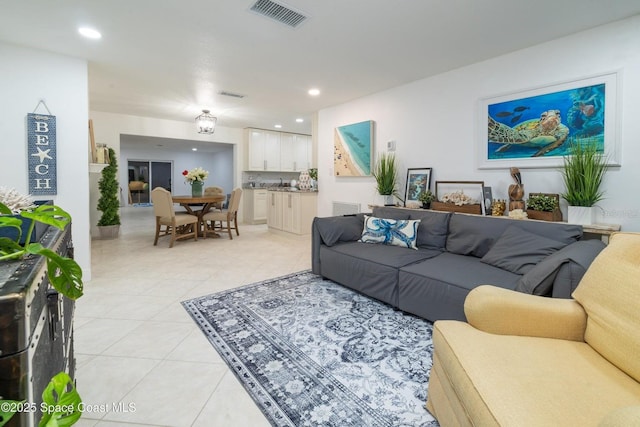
[383, 195, 395, 206]
[567, 206, 594, 225]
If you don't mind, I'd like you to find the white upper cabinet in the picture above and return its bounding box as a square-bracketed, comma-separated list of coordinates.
[293, 134, 311, 172]
[246, 128, 281, 171]
[279, 132, 296, 172]
[245, 128, 311, 172]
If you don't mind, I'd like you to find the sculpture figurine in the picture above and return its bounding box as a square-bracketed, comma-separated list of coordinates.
[508, 167, 525, 211]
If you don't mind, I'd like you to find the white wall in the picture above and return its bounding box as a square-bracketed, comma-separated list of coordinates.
[0, 42, 92, 278]
[317, 16, 640, 232]
[89, 111, 244, 237]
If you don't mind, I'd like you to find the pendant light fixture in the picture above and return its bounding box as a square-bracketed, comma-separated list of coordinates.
[195, 109, 217, 134]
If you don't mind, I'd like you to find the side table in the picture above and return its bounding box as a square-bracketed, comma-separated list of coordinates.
[582, 223, 621, 244]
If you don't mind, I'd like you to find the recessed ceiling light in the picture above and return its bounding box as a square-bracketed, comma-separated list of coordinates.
[192, 148, 198, 151]
[78, 27, 102, 39]
[274, 124, 282, 129]
[296, 118, 304, 123]
[308, 88, 320, 96]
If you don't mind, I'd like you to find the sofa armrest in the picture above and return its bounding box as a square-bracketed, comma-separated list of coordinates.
[312, 215, 365, 275]
[311, 217, 323, 275]
[464, 285, 587, 341]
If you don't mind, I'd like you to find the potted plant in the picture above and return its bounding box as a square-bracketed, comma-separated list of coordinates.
[372, 153, 400, 206]
[0, 200, 83, 426]
[560, 140, 608, 225]
[526, 193, 562, 222]
[418, 189, 435, 209]
[97, 147, 121, 239]
[308, 168, 318, 190]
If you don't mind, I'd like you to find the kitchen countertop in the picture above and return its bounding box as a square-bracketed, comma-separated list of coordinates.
[243, 185, 317, 193]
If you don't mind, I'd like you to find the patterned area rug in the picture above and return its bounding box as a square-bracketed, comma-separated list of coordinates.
[182, 271, 438, 427]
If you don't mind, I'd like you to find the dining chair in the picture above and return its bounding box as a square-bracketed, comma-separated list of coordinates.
[151, 187, 199, 247]
[202, 187, 242, 239]
[204, 186, 225, 210]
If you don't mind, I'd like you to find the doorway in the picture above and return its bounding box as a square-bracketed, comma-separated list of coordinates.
[127, 160, 172, 205]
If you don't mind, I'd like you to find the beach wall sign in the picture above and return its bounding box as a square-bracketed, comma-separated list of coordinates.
[27, 112, 57, 195]
[334, 120, 374, 176]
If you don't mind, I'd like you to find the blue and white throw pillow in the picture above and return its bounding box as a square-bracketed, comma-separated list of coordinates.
[359, 215, 421, 249]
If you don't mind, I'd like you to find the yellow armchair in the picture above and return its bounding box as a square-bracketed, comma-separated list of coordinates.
[426, 233, 640, 426]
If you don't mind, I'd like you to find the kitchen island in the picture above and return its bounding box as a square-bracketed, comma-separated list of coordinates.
[267, 189, 318, 235]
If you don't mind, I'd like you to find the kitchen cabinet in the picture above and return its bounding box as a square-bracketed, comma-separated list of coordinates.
[246, 128, 312, 172]
[267, 190, 317, 235]
[267, 191, 283, 230]
[246, 128, 281, 171]
[293, 134, 312, 172]
[243, 188, 268, 224]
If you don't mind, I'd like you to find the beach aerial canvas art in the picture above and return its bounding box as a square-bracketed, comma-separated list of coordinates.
[478, 72, 620, 169]
[334, 120, 374, 176]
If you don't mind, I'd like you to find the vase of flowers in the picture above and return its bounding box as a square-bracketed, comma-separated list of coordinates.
[183, 167, 209, 197]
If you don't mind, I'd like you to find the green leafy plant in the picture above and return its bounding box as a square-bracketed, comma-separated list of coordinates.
[527, 194, 559, 212]
[97, 147, 121, 226]
[0, 203, 83, 299]
[560, 140, 608, 207]
[307, 168, 318, 181]
[39, 372, 82, 427]
[372, 153, 400, 200]
[0, 201, 84, 426]
[418, 190, 435, 204]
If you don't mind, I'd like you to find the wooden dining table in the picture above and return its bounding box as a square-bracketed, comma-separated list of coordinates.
[172, 194, 225, 237]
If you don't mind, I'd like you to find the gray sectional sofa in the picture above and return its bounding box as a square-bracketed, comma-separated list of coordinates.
[311, 206, 606, 322]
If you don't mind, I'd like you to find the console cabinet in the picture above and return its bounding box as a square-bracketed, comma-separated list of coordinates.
[0, 225, 75, 427]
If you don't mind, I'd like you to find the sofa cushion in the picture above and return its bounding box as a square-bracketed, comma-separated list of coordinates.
[398, 253, 520, 321]
[446, 214, 582, 258]
[573, 233, 640, 384]
[480, 225, 567, 275]
[515, 239, 606, 296]
[319, 242, 440, 307]
[408, 210, 452, 251]
[360, 215, 420, 249]
[372, 206, 411, 220]
[331, 241, 438, 268]
[429, 320, 640, 425]
[314, 214, 365, 246]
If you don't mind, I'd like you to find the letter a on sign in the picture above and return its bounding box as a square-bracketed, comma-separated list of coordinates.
[28, 113, 57, 195]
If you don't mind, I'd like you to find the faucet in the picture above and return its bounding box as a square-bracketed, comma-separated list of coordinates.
[279, 178, 283, 187]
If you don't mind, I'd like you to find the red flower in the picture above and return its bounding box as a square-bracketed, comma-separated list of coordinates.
[182, 170, 188, 176]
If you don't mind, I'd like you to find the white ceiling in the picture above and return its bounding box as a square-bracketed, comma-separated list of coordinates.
[2, 0, 640, 136]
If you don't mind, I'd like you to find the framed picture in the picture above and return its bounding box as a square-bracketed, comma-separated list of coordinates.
[404, 168, 432, 207]
[478, 71, 621, 169]
[482, 186, 493, 216]
[334, 120, 374, 176]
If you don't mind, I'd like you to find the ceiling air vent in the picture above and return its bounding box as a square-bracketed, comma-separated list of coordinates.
[249, 0, 308, 28]
[218, 91, 246, 99]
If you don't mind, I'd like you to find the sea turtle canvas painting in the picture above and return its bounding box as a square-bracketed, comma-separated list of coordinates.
[487, 84, 605, 159]
[478, 72, 620, 169]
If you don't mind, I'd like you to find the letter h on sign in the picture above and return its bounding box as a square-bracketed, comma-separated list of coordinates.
[27, 113, 57, 195]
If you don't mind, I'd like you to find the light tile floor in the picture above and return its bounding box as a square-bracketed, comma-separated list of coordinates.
[74, 206, 312, 427]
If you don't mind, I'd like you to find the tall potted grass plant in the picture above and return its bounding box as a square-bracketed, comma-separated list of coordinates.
[372, 153, 400, 206]
[560, 140, 608, 225]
